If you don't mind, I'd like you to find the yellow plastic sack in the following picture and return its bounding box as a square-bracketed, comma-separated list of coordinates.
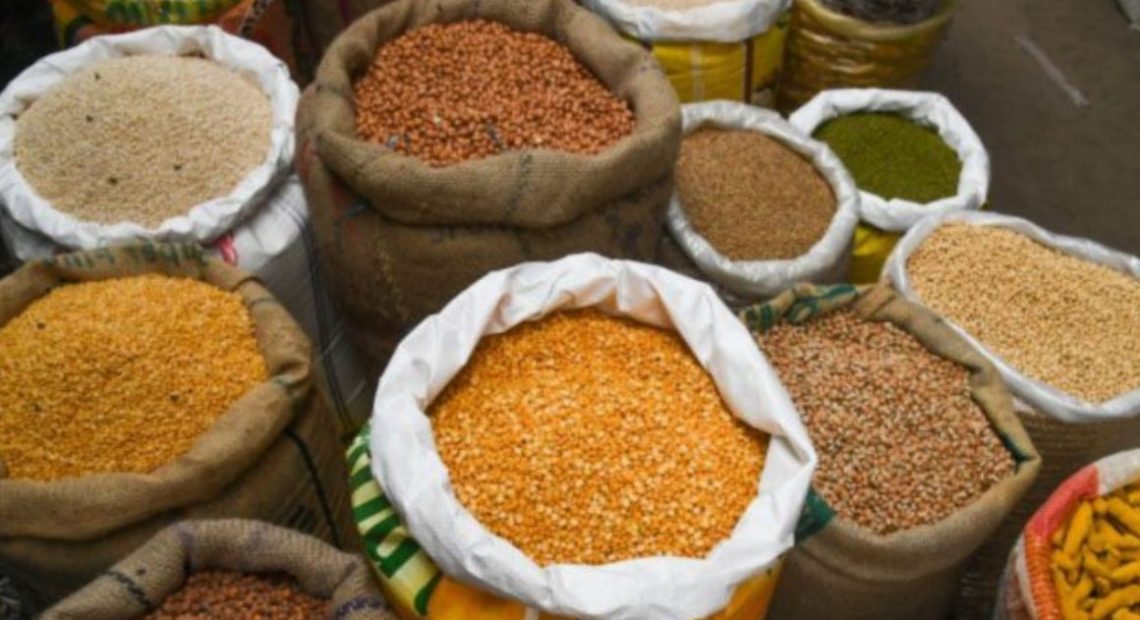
[776, 0, 953, 111]
[640, 14, 789, 104]
[347, 425, 785, 620]
[850, 223, 901, 283]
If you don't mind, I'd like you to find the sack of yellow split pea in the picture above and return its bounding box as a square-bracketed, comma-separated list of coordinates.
[996, 449, 1140, 620]
[346, 254, 817, 620]
[582, 0, 790, 105]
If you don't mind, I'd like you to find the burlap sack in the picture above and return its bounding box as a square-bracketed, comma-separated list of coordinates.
[42, 519, 394, 619]
[299, 0, 397, 57]
[296, 0, 680, 371]
[0, 244, 356, 605]
[738, 283, 1040, 620]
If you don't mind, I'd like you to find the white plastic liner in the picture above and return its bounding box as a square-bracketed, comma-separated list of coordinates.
[0, 25, 297, 250]
[582, 0, 789, 43]
[789, 88, 990, 233]
[667, 100, 860, 299]
[885, 210, 1140, 424]
[369, 253, 817, 620]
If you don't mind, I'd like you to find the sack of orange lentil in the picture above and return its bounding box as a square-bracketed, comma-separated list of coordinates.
[344, 253, 816, 619]
[41, 520, 394, 620]
[295, 0, 681, 375]
[738, 282, 1040, 620]
[995, 449, 1140, 620]
[0, 244, 356, 606]
[885, 210, 1140, 619]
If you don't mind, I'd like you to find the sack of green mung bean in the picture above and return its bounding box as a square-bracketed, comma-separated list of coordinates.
[884, 210, 1140, 619]
[789, 88, 990, 283]
[665, 100, 860, 299]
[41, 520, 393, 620]
[358, 253, 815, 619]
[739, 283, 1040, 620]
[0, 245, 356, 605]
[296, 0, 680, 373]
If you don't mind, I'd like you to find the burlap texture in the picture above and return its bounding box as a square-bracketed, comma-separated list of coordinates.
[41, 519, 394, 619]
[739, 283, 1040, 620]
[776, 0, 954, 112]
[296, 0, 680, 370]
[0, 245, 356, 604]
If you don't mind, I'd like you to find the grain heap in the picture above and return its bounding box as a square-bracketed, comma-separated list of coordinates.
[14, 55, 272, 227]
[676, 128, 836, 261]
[756, 309, 1014, 534]
[908, 224, 1140, 403]
[812, 112, 961, 204]
[0, 275, 266, 480]
[353, 20, 635, 167]
[141, 571, 326, 620]
[431, 309, 769, 565]
[1048, 482, 1140, 620]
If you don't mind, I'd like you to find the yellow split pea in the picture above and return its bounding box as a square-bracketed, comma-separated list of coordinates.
[0, 275, 266, 480]
[431, 309, 769, 566]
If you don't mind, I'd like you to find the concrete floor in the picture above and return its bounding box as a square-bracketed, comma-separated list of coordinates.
[922, 0, 1140, 255]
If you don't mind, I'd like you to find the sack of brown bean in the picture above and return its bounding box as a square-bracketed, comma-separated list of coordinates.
[358, 253, 815, 619]
[885, 210, 1140, 618]
[739, 283, 1040, 620]
[0, 245, 355, 605]
[295, 0, 681, 374]
[789, 88, 991, 283]
[581, 0, 789, 105]
[666, 101, 860, 299]
[41, 519, 393, 620]
[0, 27, 376, 435]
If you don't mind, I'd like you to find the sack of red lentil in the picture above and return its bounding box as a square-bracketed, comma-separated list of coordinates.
[582, 0, 790, 105]
[666, 100, 860, 299]
[0, 245, 356, 605]
[738, 283, 1040, 620]
[350, 253, 815, 619]
[995, 449, 1140, 620]
[0, 27, 376, 436]
[885, 210, 1140, 618]
[788, 88, 991, 283]
[41, 519, 393, 619]
[296, 0, 681, 373]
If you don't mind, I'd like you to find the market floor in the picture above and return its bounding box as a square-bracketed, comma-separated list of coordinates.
[922, 0, 1140, 255]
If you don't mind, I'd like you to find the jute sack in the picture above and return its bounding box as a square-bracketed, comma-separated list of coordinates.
[0, 245, 356, 605]
[42, 520, 394, 620]
[296, 0, 680, 371]
[738, 283, 1040, 620]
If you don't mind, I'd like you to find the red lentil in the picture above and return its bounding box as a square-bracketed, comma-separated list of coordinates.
[0, 275, 267, 480]
[354, 20, 635, 167]
[142, 570, 326, 620]
[431, 309, 769, 565]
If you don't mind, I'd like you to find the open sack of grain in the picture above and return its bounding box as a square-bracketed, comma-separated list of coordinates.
[582, 0, 789, 104]
[738, 283, 1039, 620]
[995, 449, 1140, 620]
[885, 210, 1140, 618]
[344, 253, 815, 619]
[789, 88, 990, 283]
[665, 100, 859, 299]
[0, 26, 375, 435]
[0, 245, 355, 605]
[42, 520, 392, 620]
[296, 0, 681, 374]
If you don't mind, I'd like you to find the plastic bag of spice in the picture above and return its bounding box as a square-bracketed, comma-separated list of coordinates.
[775, 0, 953, 112]
[296, 0, 681, 374]
[789, 88, 990, 283]
[41, 519, 394, 620]
[885, 210, 1140, 618]
[995, 449, 1140, 620]
[738, 283, 1040, 620]
[0, 244, 356, 605]
[354, 253, 815, 619]
[581, 0, 790, 104]
[666, 100, 860, 299]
